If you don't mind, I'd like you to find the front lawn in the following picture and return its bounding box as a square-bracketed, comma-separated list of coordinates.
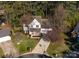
[0, 47, 4, 57]
[47, 42, 69, 57]
[11, 32, 39, 54]
[16, 38, 39, 54]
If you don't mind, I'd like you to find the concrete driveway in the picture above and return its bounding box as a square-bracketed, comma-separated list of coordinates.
[32, 38, 50, 54]
[0, 40, 19, 57]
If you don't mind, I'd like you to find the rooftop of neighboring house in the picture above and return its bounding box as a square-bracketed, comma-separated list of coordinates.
[73, 22, 79, 33]
[0, 28, 11, 38]
[21, 15, 51, 28]
[0, 18, 11, 38]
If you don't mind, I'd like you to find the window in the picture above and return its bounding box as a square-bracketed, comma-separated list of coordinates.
[36, 25, 39, 27]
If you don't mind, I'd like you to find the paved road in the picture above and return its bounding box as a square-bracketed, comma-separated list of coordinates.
[0, 40, 19, 57]
[19, 53, 52, 58]
[32, 38, 50, 54]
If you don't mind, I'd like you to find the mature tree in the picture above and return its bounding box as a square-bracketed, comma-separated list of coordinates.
[0, 1, 78, 33]
[46, 4, 66, 43]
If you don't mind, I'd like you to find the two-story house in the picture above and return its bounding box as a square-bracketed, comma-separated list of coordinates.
[21, 15, 52, 37]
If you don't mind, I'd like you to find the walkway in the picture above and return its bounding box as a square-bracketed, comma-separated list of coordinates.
[31, 38, 50, 54]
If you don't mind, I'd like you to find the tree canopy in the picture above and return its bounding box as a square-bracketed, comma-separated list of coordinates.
[0, 1, 79, 42]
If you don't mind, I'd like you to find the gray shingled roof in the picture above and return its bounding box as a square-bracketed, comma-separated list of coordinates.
[41, 19, 51, 28]
[21, 15, 51, 28]
[0, 28, 10, 38]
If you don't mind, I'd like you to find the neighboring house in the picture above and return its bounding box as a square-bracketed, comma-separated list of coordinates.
[0, 28, 11, 43]
[0, 18, 11, 43]
[72, 23, 79, 41]
[21, 15, 52, 37]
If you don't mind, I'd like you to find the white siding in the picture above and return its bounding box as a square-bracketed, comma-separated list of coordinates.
[0, 36, 11, 43]
[29, 19, 41, 28]
[23, 27, 28, 31]
[41, 28, 47, 34]
[29, 31, 32, 35]
[41, 28, 52, 34]
[23, 24, 28, 33]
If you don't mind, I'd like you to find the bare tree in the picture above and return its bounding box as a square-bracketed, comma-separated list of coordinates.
[20, 13, 33, 26]
[47, 4, 67, 43]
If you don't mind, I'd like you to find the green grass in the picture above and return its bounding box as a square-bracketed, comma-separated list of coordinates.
[0, 47, 4, 58]
[11, 32, 39, 54]
[47, 42, 69, 56]
[16, 38, 39, 54]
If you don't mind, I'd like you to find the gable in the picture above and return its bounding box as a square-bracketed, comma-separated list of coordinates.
[21, 15, 51, 29]
[29, 19, 41, 28]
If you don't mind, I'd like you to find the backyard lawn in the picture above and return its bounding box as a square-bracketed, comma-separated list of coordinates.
[11, 32, 39, 54]
[47, 42, 69, 57]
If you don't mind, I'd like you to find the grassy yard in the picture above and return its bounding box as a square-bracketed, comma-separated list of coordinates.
[11, 32, 39, 54]
[16, 38, 39, 54]
[47, 42, 69, 57]
[0, 47, 4, 57]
